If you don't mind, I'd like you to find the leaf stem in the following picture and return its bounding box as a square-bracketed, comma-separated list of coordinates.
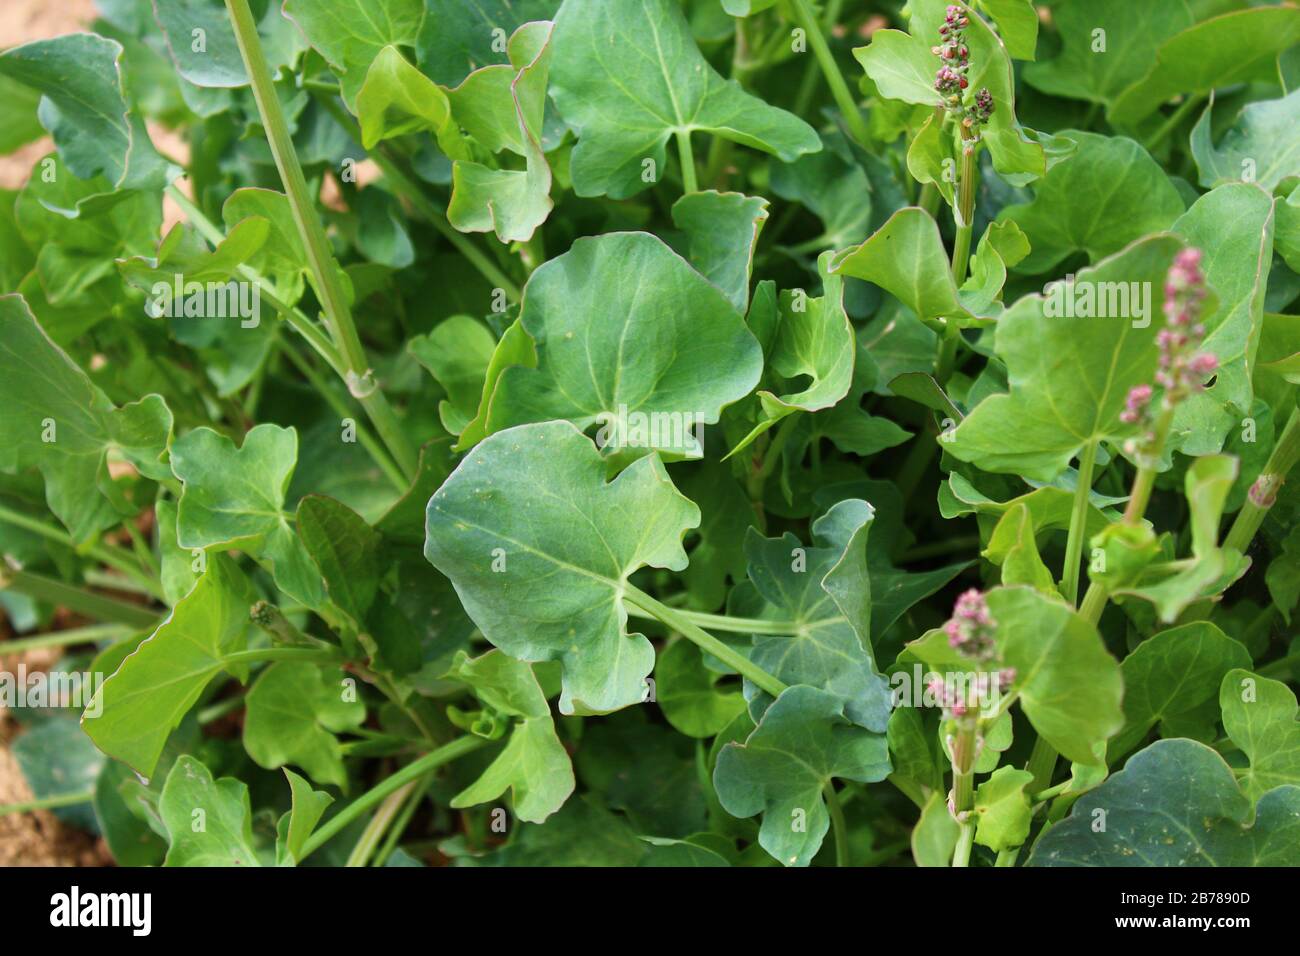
[0, 624, 130, 656]
[823, 781, 849, 866]
[346, 781, 414, 867]
[1060, 441, 1098, 605]
[299, 735, 488, 862]
[788, 0, 870, 146]
[949, 718, 977, 866]
[0, 567, 160, 629]
[675, 130, 699, 194]
[623, 603, 802, 636]
[1142, 93, 1207, 153]
[0, 505, 164, 600]
[623, 585, 787, 698]
[1224, 406, 1300, 554]
[224, 0, 418, 480]
[0, 790, 95, 817]
[278, 339, 408, 492]
[222, 647, 344, 667]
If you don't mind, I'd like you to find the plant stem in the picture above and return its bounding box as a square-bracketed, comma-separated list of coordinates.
[623, 603, 802, 636]
[278, 339, 407, 492]
[225, 0, 417, 480]
[222, 647, 344, 667]
[788, 0, 870, 146]
[949, 718, 977, 867]
[0, 790, 95, 817]
[1024, 734, 1059, 794]
[0, 568, 160, 629]
[373, 776, 432, 865]
[1143, 93, 1207, 153]
[823, 781, 849, 866]
[1224, 406, 1300, 554]
[623, 585, 787, 698]
[1060, 441, 1098, 605]
[299, 735, 489, 862]
[675, 130, 699, 194]
[0, 505, 164, 599]
[0, 624, 130, 656]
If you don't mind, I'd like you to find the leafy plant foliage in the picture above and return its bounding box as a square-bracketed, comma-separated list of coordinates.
[1, 0, 1299, 871]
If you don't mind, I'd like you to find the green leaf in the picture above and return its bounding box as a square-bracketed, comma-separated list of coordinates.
[483, 232, 763, 455]
[1220, 669, 1300, 803]
[425, 421, 698, 714]
[973, 765, 1034, 852]
[670, 190, 769, 312]
[997, 132, 1183, 274]
[1111, 622, 1251, 759]
[446, 21, 554, 243]
[355, 45, 458, 150]
[415, 0, 560, 86]
[1029, 738, 1300, 866]
[243, 663, 366, 789]
[911, 790, 960, 866]
[0, 293, 172, 541]
[946, 235, 1188, 482]
[159, 755, 262, 866]
[152, 0, 304, 88]
[222, 188, 310, 305]
[1191, 90, 1300, 192]
[853, 0, 1043, 182]
[1110, 6, 1300, 126]
[714, 685, 891, 867]
[548, 0, 819, 198]
[988, 586, 1123, 765]
[282, 0, 424, 109]
[0, 33, 178, 196]
[447, 649, 575, 823]
[831, 208, 983, 328]
[84, 556, 255, 777]
[1168, 183, 1274, 455]
[296, 494, 381, 627]
[986, 502, 1055, 591]
[655, 638, 745, 738]
[977, 0, 1038, 60]
[480, 795, 646, 866]
[172, 424, 326, 610]
[1023, 0, 1196, 107]
[276, 769, 334, 866]
[12, 718, 104, 832]
[733, 252, 856, 455]
[738, 499, 893, 732]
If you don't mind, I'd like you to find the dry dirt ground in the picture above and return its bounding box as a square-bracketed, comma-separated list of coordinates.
[0, 0, 115, 868]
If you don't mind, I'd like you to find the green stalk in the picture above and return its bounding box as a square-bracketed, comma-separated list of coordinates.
[0, 624, 130, 656]
[1060, 440, 1098, 605]
[299, 735, 489, 862]
[0, 790, 95, 817]
[1143, 93, 1207, 153]
[788, 0, 870, 146]
[623, 604, 802, 636]
[1224, 406, 1300, 554]
[1, 568, 160, 629]
[0, 504, 164, 599]
[224, 0, 417, 480]
[675, 130, 699, 194]
[222, 647, 344, 667]
[346, 781, 414, 867]
[623, 585, 787, 698]
[823, 781, 849, 867]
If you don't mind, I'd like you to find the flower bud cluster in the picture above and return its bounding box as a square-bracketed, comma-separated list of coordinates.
[932, 6, 994, 133]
